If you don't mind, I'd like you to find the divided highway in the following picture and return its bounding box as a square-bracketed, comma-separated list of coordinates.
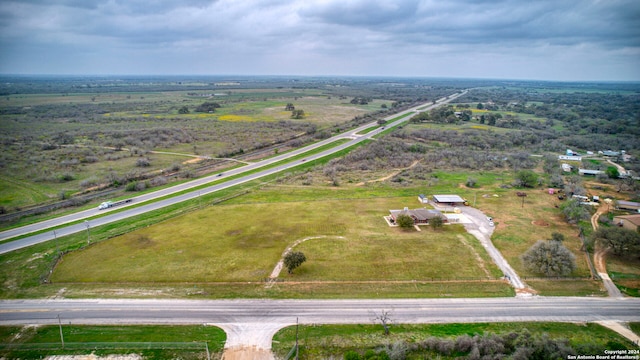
[0, 91, 466, 254]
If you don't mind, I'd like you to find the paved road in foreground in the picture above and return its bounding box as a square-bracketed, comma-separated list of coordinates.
[1, 297, 639, 350]
[0, 91, 466, 254]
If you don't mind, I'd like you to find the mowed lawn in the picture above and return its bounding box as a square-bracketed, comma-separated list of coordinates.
[52, 197, 500, 283]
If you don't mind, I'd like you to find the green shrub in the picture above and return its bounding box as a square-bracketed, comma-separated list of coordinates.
[344, 350, 361, 360]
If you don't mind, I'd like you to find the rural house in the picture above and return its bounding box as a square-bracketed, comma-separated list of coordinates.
[389, 208, 446, 225]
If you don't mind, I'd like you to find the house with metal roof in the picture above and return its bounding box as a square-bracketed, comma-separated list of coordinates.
[389, 208, 446, 225]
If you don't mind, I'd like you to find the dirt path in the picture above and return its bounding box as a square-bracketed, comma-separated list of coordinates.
[355, 160, 420, 186]
[266, 235, 346, 288]
[591, 203, 624, 298]
[606, 159, 628, 177]
[457, 235, 492, 279]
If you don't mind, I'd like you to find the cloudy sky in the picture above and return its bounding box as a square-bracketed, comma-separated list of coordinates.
[0, 0, 638, 81]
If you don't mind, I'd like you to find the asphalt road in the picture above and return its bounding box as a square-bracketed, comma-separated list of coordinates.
[1, 297, 639, 349]
[0, 91, 467, 254]
[2, 297, 638, 325]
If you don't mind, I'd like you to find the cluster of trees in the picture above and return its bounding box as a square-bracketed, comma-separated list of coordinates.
[291, 109, 305, 119]
[177, 101, 222, 114]
[341, 328, 617, 360]
[454, 87, 640, 153]
[350, 97, 372, 105]
[321, 134, 542, 186]
[399, 128, 557, 152]
[410, 105, 458, 123]
[560, 199, 590, 225]
[194, 101, 221, 113]
[478, 112, 502, 126]
[591, 227, 640, 259]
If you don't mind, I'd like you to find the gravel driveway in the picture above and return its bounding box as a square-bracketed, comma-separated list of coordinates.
[439, 204, 529, 293]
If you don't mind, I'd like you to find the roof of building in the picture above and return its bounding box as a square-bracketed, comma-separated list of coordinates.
[618, 200, 640, 207]
[614, 214, 640, 226]
[579, 169, 604, 175]
[432, 194, 466, 203]
[390, 208, 443, 221]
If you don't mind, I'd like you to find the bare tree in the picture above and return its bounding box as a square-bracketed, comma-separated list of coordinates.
[371, 309, 393, 335]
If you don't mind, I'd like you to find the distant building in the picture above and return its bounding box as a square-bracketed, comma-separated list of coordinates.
[579, 168, 604, 176]
[559, 155, 582, 161]
[418, 194, 428, 204]
[617, 200, 640, 212]
[562, 163, 572, 172]
[613, 214, 640, 232]
[600, 150, 620, 157]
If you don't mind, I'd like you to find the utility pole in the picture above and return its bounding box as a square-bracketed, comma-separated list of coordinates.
[295, 317, 299, 360]
[57, 314, 64, 348]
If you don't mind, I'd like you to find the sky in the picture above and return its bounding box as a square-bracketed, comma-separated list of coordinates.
[0, 0, 639, 81]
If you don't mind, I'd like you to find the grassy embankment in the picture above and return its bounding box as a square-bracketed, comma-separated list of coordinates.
[0, 325, 225, 360]
[272, 322, 638, 359]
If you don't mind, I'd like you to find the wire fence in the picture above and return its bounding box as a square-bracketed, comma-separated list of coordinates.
[0, 342, 211, 359]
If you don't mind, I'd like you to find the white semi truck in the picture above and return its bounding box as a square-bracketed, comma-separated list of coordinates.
[98, 199, 133, 210]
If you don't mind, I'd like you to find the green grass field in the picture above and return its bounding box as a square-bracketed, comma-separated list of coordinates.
[52, 197, 503, 284]
[0, 167, 609, 299]
[0, 325, 225, 360]
[608, 255, 640, 297]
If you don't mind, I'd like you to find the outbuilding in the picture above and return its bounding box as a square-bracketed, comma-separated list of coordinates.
[617, 200, 640, 212]
[432, 194, 467, 205]
[613, 214, 640, 232]
[579, 168, 604, 176]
